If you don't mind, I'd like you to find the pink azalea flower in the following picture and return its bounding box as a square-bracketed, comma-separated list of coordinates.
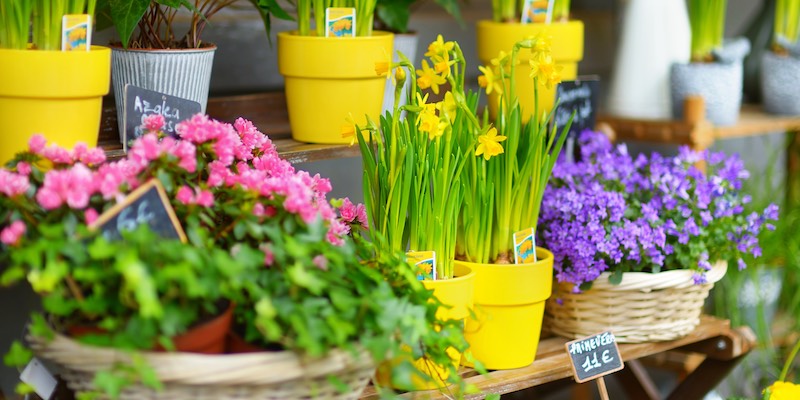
[260, 244, 275, 266]
[0, 170, 30, 197]
[43, 145, 73, 164]
[195, 189, 214, 207]
[84, 208, 99, 225]
[28, 135, 46, 154]
[313, 255, 328, 271]
[35, 164, 95, 210]
[142, 114, 165, 132]
[16, 162, 31, 176]
[356, 203, 368, 228]
[176, 186, 194, 205]
[338, 198, 358, 223]
[0, 220, 26, 246]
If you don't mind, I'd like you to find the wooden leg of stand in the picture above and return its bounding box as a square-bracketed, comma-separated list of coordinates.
[615, 360, 660, 400]
[665, 353, 747, 400]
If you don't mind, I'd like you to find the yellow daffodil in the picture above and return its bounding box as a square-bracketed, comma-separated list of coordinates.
[529, 53, 563, 89]
[341, 113, 357, 146]
[418, 110, 448, 140]
[375, 60, 389, 77]
[424, 34, 455, 60]
[433, 50, 456, 78]
[395, 66, 406, 85]
[764, 381, 800, 400]
[417, 60, 447, 95]
[532, 31, 553, 58]
[475, 127, 507, 160]
[478, 65, 503, 95]
[437, 91, 458, 123]
[491, 50, 512, 67]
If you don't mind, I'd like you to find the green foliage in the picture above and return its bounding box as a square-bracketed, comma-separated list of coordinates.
[775, 0, 800, 48]
[4, 341, 33, 368]
[0, 0, 96, 50]
[688, 0, 728, 62]
[374, 0, 464, 33]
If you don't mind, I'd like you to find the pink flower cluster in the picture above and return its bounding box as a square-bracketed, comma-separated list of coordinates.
[0, 220, 25, 246]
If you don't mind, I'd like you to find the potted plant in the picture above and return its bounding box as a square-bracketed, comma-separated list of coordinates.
[453, 33, 571, 370]
[0, 0, 110, 163]
[355, 35, 477, 389]
[538, 130, 778, 343]
[670, 0, 750, 126]
[1, 115, 472, 398]
[97, 0, 239, 140]
[761, 0, 800, 115]
[373, 0, 464, 112]
[476, 0, 583, 122]
[252, 0, 393, 144]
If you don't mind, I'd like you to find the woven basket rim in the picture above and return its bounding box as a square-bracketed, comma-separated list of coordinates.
[559, 261, 727, 292]
[29, 333, 374, 386]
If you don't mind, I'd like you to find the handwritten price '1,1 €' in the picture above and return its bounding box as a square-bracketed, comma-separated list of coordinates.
[112, 200, 156, 240]
[565, 331, 624, 384]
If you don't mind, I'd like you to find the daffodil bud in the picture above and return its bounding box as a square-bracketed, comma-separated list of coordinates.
[395, 67, 407, 86]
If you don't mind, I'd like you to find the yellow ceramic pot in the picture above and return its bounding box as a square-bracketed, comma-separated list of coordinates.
[375, 264, 474, 390]
[476, 20, 584, 123]
[278, 31, 393, 144]
[458, 247, 553, 370]
[0, 46, 111, 163]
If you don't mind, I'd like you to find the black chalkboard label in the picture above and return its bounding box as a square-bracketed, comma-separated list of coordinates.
[90, 179, 187, 243]
[565, 331, 624, 383]
[122, 84, 201, 151]
[554, 76, 599, 161]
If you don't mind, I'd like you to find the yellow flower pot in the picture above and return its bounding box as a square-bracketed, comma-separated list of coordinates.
[476, 20, 583, 123]
[278, 31, 393, 144]
[0, 46, 110, 163]
[375, 264, 474, 390]
[457, 248, 553, 370]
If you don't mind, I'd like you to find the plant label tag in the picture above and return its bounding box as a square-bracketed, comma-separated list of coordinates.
[122, 84, 201, 148]
[62, 14, 92, 51]
[565, 331, 624, 383]
[521, 0, 553, 24]
[407, 251, 436, 281]
[90, 179, 187, 243]
[326, 7, 356, 37]
[20, 357, 57, 399]
[513, 228, 537, 264]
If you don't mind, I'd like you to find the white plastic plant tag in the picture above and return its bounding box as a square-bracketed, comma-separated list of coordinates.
[325, 8, 356, 37]
[521, 0, 553, 24]
[62, 14, 92, 51]
[20, 357, 57, 399]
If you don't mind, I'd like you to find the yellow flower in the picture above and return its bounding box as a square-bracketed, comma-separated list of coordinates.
[491, 50, 510, 67]
[531, 31, 553, 57]
[529, 53, 563, 89]
[478, 65, 503, 95]
[437, 91, 457, 123]
[765, 381, 800, 400]
[417, 60, 447, 95]
[341, 113, 357, 146]
[475, 127, 507, 160]
[424, 34, 454, 60]
[395, 66, 406, 84]
[375, 60, 389, 77]
[418, 106, 447, 140]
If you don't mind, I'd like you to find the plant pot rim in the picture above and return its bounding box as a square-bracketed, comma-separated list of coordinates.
[109, 43, 217, 53]
[420, 263, 475, 284]
[278, 30, 393, 41]
[476, 19, 584, 27]
[455, 247, 554, 270]
[0, 45, 110, 54]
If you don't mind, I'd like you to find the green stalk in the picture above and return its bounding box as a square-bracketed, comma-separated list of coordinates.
[0, 0, 32, 49]
[689, 0, 727, 62]
[314, 0, 325, 36]
[779, 336, 800, 381]
[775, 0, 800, 47]
[552, 0, 570, 21]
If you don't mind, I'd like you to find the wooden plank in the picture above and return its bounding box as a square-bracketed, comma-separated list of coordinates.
[360, 316, 742, 399]
[715, 104, 800, 139]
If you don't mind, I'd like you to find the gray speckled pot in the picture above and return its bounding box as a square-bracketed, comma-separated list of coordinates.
[670, 60, 743, 126]
[761, 51, 800, 115]
[111, 45, 216, 142]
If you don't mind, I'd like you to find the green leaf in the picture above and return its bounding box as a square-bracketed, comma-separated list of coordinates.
[376, 0, 413, 33]
[287, 263, 326, 295]
[93, 369, 131, 399]
[4, 341, 33, 367]
[326, 374, 351, 394]
[0, 266, 26, 286]
[14, 382, 35, 395]
[485, 394, 501, 400]
[88, 237, 117, 260]
[609, 269, 623, 285]
[108, 0, 150, 48]
[29, 314, 54, 340]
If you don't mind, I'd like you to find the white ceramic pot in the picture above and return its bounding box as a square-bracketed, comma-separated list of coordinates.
[606, 0, 690, 119]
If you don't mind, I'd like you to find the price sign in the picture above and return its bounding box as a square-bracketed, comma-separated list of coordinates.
[554, 76, 600, 161]
[90, 179, 187, 243]
[565, 331, 624, 384]
[122, 84, 201, 150]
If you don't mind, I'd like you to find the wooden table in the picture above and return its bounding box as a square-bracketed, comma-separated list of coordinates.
[99, 91, 361, 164]
[358, 316, 755, 400]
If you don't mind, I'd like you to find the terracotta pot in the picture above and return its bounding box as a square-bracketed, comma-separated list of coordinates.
[225, 331, 265, 354]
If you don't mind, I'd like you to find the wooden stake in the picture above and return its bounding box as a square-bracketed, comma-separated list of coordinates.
[597, 377, 610, 400]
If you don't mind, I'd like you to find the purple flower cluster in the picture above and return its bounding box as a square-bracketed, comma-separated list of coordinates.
[538, 131, 779, 290]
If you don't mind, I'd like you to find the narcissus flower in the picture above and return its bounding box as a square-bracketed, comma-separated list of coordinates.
[475, 127, 507, 160]
[529, 53, 563, 89]
[341, 113, 357, 145]
[424, 34, 454, 60]
[417, 60, 447, 95]
[478, 65, 503, 95]
[438, 91, 458, 123]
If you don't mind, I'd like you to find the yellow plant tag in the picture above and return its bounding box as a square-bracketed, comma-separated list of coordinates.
[325, 7, 356, 37]
[407, 251, 436, 281]
[513, 228, 537, 264]
[521, 0, 553, 24]
[62, 14, 92, 51]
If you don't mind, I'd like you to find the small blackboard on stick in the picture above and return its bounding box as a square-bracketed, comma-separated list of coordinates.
[565, 331, 624, 384]
[554, 76, 599, 161]
[122, 84, 201, 151]
[90, 179, 187, 243]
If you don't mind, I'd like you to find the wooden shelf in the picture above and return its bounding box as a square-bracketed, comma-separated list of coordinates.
[359, 316, 755, 400]
[99, 91, 360, 164]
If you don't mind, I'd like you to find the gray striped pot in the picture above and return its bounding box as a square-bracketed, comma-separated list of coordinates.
[111, 45, 216, 142]
[670, 60, 743, 126]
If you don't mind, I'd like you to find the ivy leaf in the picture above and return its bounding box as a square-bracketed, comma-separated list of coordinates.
[108, 0, 150, 49]
[609, 269, 623, 285]
[287, 263, 325, 295]
[1, 266, 26, 286]
[14, 382, 35, 395]
[92, 369, 131, 399]
[29, 313, 54, 340]
[4, 341, 33, 367]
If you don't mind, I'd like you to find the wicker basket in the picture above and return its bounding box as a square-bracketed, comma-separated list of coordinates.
[544, 261, 727, 343]
[28, 333, 375, 399]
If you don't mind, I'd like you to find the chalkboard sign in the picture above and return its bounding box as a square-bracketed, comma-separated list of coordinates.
[90, 179, 187, 243]
[122, 84, 201, 151]
[554, 76, 599, 161]
[565, 331, 624, 383]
